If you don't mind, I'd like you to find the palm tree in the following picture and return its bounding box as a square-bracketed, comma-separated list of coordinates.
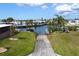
[47, 15, 66, 33]
[57, 15, 65, 26]
[55, 15, 66, 31]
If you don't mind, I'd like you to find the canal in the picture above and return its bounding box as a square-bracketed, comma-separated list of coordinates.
[16, 25, 49, 35]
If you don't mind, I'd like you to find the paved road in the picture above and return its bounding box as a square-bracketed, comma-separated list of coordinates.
[28, 35, 57, 56]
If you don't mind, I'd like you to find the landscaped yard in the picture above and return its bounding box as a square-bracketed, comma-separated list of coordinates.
[48, 31, 79, 56]
[0, 31, 36, 56]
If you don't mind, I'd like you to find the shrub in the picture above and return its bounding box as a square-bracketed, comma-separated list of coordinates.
[9, 26, 18, 36]
[67, 26, 77, 31]
[48, 26, 52, 33]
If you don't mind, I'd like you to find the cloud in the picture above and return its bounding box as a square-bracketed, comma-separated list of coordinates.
[4, 0, 79, 3]
[71, 3, 79, 10]
[16, 3, 45, 7]
[16, 3, 26, 7]
[62, 12, 70, 15]
[16, 3, 48, 9]
[27, 3, 45, 6]
[55, 3, 79, 15]
[16, 3, 79, 16]
[56, 4, 72, 13]
[52, 3, 58, 6]
[41, 5, 48, 9]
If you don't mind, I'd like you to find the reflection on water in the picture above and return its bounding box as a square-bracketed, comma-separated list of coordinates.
[16, 25, 48, 35]
[16, 28, 27, 31]
[34, 25, 48, 35]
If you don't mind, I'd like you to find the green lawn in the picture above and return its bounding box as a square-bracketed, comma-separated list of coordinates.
[48, 31, 79, 56]
[0, 31, 36, 56]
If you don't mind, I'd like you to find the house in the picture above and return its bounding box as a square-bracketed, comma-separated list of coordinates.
[66, 19, 79, 26]
[33, 20, 45, 23]
[0, 24, 11, 39]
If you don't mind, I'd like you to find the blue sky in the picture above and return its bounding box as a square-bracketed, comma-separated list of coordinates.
[0, 3, 79, 20]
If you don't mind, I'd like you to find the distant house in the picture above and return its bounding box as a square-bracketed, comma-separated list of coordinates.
[66, 20, 79, 26]
[33, 20, 46, 25]
[0, 19, 46, 26]
[33, 20, 45, 23]
[12, 20, 26, 26]
[0, 24, 11, 39]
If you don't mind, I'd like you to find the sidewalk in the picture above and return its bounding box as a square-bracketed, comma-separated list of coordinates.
[28, 35, 57, 56]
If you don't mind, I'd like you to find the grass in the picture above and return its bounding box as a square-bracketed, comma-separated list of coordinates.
[48, 31, 79, 56]
[0, 31, 36, 56]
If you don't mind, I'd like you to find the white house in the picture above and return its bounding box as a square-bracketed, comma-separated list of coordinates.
[33, 20, 45, 23]
[11, 20, 26, 26]
[66, 20, 79, 26]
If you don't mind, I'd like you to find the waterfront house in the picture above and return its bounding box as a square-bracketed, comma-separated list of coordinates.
[66, 19, 79, 26]
[0, 24, 11, 39]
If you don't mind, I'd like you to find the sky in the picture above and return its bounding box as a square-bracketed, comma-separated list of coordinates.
[0, 3, 79, 20]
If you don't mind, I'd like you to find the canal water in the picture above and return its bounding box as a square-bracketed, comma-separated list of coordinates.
[16, 25, 49, 35]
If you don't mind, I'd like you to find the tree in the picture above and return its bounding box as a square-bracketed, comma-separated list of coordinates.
[6, 17, 14, 23]
[56, 15, 65, 26]
[29, 20, 33, 26]
[2, 19, 6, 22]
[6, 17, 16, 38]
[34, 22, 37, 29]
[9, 26, 16, 36]
[47, 15, 66, 33]
[54, 15, 66, 31]
[26, 20, 33, 26]
[26, 20, 34, 31]
[46, 20, 53, 33]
